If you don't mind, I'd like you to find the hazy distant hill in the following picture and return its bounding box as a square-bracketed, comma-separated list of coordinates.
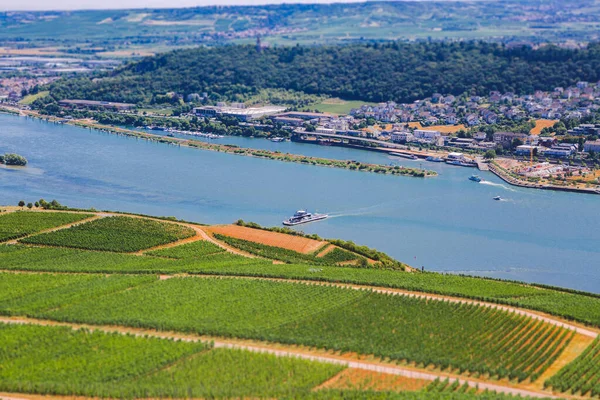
[1, 0, 600, 50]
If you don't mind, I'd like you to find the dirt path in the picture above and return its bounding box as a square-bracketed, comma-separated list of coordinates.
[0, 316, 560, 399]
[3, 214, 102, 245]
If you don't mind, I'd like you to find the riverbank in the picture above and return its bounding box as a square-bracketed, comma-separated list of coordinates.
[488, 161, 600, 196]
[10, 108, 436, 178]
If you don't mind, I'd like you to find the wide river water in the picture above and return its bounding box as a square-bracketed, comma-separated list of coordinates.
[1, 113, 599, 292]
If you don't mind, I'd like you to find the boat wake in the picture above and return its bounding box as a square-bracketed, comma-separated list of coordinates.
[479, 180, 517, 192]
[328, 202, 394, 218]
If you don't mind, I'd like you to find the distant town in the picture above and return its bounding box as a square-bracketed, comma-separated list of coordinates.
[3, 80, 600, 193]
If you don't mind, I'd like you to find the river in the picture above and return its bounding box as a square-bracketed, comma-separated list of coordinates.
[1, 113, 599, 293]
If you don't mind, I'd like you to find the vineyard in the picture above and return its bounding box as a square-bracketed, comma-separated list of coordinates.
[2, 210, 600, 399]
[0, 273, 573, 382]
[146, 240, 225, 258]
[20, 216, 195, 252]
[0, 211, 93, 242]
[2, 241, 600, 328]
[545, 337, 600, 396]
[0, 323, 341, 398]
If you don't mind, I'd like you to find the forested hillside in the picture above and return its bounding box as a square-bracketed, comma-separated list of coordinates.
[45, 42, 600, 105]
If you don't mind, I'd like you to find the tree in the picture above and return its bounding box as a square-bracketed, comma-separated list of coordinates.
[18, 200, 25, 207]
[1, 153, 27, 166]
[511, 138, 524, 149]
[484, 149, 497, 160]
[34, 202, 39, 208]
[26, 203, 33, 209]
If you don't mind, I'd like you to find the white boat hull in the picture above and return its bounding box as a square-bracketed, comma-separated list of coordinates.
[282, 214, 328, 226]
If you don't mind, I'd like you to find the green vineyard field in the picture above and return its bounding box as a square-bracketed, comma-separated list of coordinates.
[146, 240, 225, 258]
[0, 323, 341, 398]
[20, 216, 195, 252]
[0, 274, 573, 381]
[0, 211, 93, 242]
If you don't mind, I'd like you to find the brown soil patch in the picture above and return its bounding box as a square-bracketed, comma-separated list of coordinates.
[405, 122, 465, 135]
[316, 369, 429, 392]
[530, 119, 558, 135]
[205, 225, 327, 254]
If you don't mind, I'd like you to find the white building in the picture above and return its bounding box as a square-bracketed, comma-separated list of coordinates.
[390, 131, 414, 143]
[413, 129, 441, 140]
[194, 104, 286, 121]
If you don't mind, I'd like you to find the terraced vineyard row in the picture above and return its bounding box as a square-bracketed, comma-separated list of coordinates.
[545, 337, 600, 397]
[0, 244, 271, 274]
[0, 323, 341, 398]
[146, 240, 225, 258]
[3, 242, 600, 328]
[0, 211, 93, 242]
[0, 273, 573, 381]
[21, 216, 195, 252]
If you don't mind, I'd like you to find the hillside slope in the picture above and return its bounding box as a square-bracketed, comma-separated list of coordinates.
[45, 42, 600, 105]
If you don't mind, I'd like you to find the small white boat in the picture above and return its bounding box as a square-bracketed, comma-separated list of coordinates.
[270, 137, 285, 142]
[493, 196, 502, 201]
[283, 210, 328, 226]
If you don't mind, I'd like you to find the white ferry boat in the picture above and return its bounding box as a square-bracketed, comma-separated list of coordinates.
[282, 210, 328, 226]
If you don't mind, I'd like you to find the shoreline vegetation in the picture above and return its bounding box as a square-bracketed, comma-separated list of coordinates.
[6, 109, 435, 178]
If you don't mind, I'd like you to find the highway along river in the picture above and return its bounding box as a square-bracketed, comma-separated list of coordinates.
[1, 113, 599, 292]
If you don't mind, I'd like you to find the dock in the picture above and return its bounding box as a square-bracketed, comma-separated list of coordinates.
[476, 158, 489, 171]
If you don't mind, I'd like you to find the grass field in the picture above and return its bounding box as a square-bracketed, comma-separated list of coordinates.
[311, 98, 377, 115]
[18, 91, 50, 105]
[21, 216, 194, 252]
[0, 211, 93, 242]
[0, 273, 573, 381]
[0, 323, 341, 398]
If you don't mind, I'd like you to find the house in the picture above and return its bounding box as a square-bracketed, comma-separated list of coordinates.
[493, 131, 528, 146]
[465, 114, 480, 126]
[543, 146, 575, 158]
[474, 132, 488, 141]
[583, 140, 600, 153]
[515, 145, 537, 156]
[390, 131, 414, 143]
[272, 116, 304, 127]
[413, 129, 441, 140]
